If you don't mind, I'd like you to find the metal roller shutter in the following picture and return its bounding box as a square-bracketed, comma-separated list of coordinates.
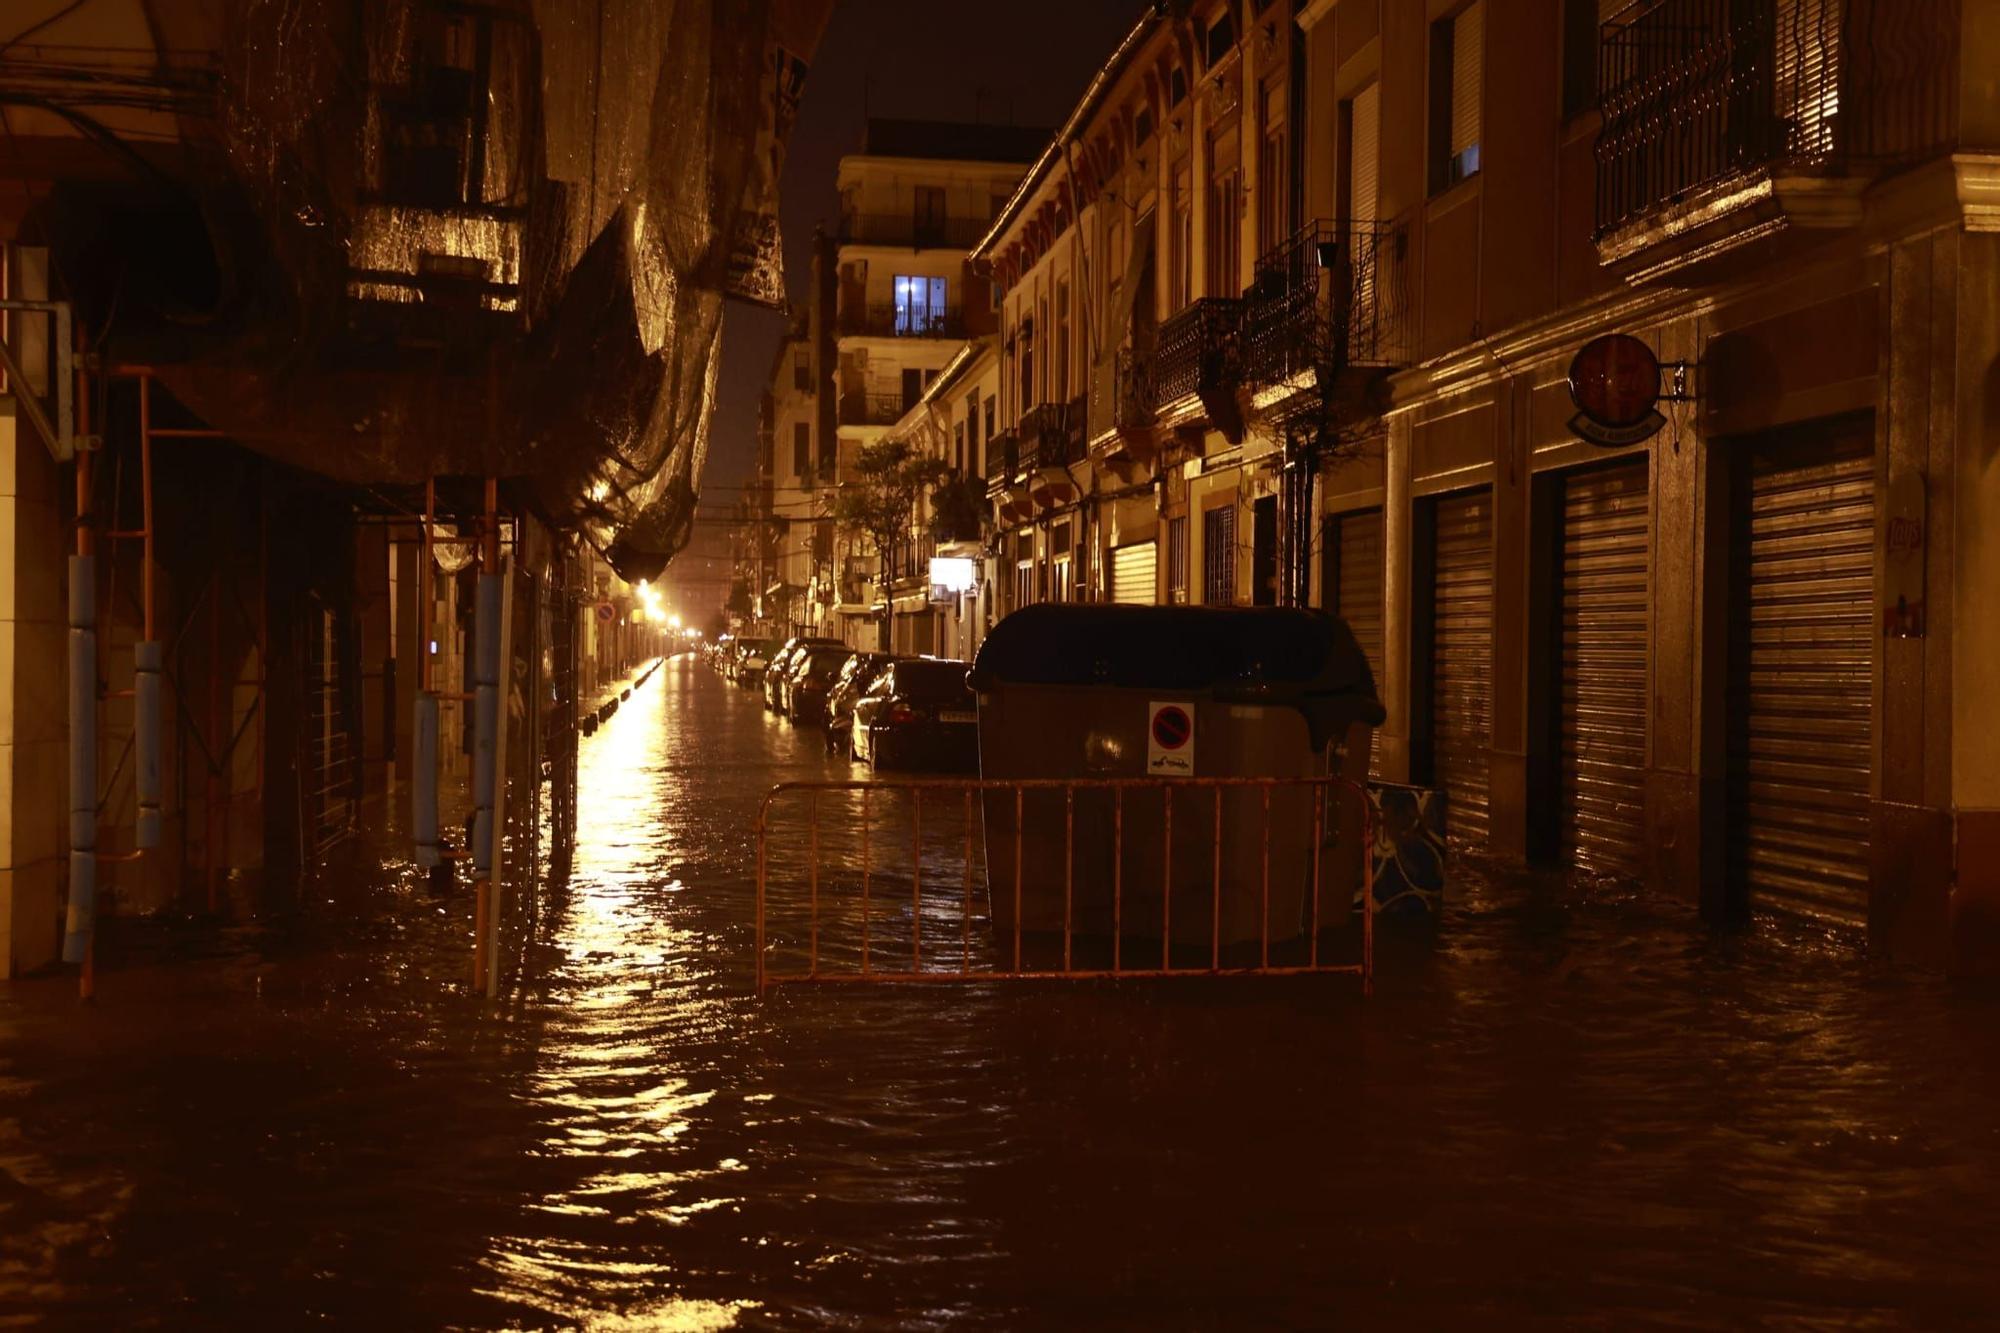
[1110, 541, 1156, 605]
[1728, 433, 1874, 924]
[1327, 509, 1385, 781]
[1431, 491, 1493, 845]
[1560, 462, 1649, 874]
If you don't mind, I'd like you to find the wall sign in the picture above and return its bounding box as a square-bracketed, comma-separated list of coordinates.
[1146, 702, 1195, 777]
[1883, 471, 1926, 638]
[1567, 333, 1666, 447]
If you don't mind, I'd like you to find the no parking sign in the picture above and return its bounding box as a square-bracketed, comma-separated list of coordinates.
[1147, 701, 1194, 777]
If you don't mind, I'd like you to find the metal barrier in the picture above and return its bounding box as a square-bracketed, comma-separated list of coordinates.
[754, 776, 1374, 994]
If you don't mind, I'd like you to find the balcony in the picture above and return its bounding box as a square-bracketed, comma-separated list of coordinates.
[1241, 219, 1411, 406]
[836, 301, 969, 340]
[985, 431, 1020, 483]
[1020, 397, 1086, 508]
[1153, 297, 1246, 444]
[1595, 0, 1957, 276]
[838, 391, 912, 427]
[838, 214, 992, 249]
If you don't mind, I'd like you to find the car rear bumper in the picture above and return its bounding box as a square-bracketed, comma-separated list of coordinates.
[872, 722, 979, 772]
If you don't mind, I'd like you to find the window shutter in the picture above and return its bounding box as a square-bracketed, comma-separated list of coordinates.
[1451, 2, 1483, 161]
[1349, 82, 1380, 227]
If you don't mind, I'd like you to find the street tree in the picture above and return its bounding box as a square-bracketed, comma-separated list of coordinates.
[832, 437, 949, 649]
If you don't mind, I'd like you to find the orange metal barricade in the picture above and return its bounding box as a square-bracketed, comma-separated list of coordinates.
[754, 776, 1375, 995]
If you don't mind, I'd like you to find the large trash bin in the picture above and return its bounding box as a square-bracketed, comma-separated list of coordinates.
[970, 605, 1386, 959]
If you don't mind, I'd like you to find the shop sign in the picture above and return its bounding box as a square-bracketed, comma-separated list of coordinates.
[1147, 702, 1195, 777]
[1883, 471, 1926, 638]
[1567, 333, 1666, 447]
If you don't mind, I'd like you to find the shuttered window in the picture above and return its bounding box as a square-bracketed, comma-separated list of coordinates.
[1430, 491, 1492, 844]
[1345, 82, 1379, 228]
[1111, 542, 1156, 605]
[1430, 3, 1484, 192]
[1558, 462, 1649, 875]
[1728, 431, 1874, 925]
[1451, 4, 1483, 162]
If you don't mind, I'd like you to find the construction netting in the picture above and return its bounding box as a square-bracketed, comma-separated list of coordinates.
[11, 0, 829, 581]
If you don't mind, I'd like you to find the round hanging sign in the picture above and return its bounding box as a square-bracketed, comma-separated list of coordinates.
[1567, 333, 1666, 447]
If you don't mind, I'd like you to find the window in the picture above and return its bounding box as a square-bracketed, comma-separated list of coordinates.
[901, 368, 923, 411]
[1056, 280, 1071, 402]
[1167, 515, 1190, 604]
[1052, 521, 1073, 604]
[894, 275, 948, 335]
[1562, 0, 1622, 120]
[1202, 504, 1237, 605]
[1106, 214, 1127, 316]
[1206, 121, 1242, 298]
[965, 397, 980, 473]
[1258, 75, 1289, 256]
[1205, 12, 1236, 67]
[954, 422, 966, 475]
[1342, 82, 1381, 229]
[984, 394, 996, 442]
[1430, 2, 1484, 194]
[913, 186, 947, 246]
[1171, 162, 1194, 311]
[1134, 106, 1154, 146]
[1037, 295, 1051, 406]
[1169, 67, 1188, 107]
[792, 422, 810, 480]
[792, 348, 811, 391]
[1018, 333, 1034, 411]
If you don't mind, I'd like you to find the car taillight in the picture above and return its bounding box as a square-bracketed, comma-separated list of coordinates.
[887, 704, 919, 725]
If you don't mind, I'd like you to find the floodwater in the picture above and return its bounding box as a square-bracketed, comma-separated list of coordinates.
[3, 655, 1999, 1329]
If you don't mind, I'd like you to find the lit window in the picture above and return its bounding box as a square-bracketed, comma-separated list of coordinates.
[894, 275, 949, 335]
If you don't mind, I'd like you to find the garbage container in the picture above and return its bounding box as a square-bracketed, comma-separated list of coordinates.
[970, 604, 1385, 961]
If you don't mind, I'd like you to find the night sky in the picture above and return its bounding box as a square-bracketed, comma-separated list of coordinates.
[666, 0, 1148, 615]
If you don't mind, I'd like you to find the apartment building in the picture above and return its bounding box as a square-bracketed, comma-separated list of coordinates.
[957, 0, 1999, 969]
[757, 120, 1041, 649]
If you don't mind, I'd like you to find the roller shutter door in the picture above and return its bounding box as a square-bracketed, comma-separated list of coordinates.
[1559, 462, 1649, 875]
[1110, 541, 1157, 605]
[1327, 510, 1384, 685]
[1326, 509, 1385, 780]
[1431, 491, 1492, 845]
[1728, 433, 1874, 924]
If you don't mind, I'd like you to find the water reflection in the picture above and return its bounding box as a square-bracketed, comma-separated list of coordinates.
[0, 654, 1997, 1328]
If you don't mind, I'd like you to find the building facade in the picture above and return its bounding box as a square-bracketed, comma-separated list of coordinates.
[936, 0, 2000, 970]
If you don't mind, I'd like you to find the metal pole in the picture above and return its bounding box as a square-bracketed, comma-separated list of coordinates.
[483, 549, 515, 999]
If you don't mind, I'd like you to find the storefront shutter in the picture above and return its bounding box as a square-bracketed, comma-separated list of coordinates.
[1559, 461, 1649, 875]
[1431, 490, 1492, 845]
[1728, 430, 1874, 924]
[1110, 542, 1157, 605]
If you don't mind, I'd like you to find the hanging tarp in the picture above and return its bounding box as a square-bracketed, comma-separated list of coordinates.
[14, 0, 831, 582]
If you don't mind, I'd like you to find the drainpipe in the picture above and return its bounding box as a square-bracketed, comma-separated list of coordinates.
[133, 375, 161, 848]
[64, 442, 96, 969]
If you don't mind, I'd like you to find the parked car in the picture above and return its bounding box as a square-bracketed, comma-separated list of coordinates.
[824, 652, 891, 754]
[851, 658, 979, 772]
[734, 638, 776, 687]
[764, 636, 840, 711]
[786, 646, 855, 725]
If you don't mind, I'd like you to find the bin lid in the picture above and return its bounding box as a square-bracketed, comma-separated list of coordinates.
[970, 604, 1385, 742]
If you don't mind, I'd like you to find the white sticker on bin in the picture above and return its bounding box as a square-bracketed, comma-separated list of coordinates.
[1146, 701, 1195, 777]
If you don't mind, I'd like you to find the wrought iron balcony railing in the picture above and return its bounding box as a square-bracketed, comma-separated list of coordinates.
[1595, 0, 1957, 234]
[1242, 218, 1411, 388]
[837, 302, 968, 339]
[1018, 397, 1087, 471]
[1113, 348, 1156, 433]
[985, 431, 1020, 483]
[838, 391, 912, 427]
[837, 214, 992, 249]
[1153, 298, 1243, 409]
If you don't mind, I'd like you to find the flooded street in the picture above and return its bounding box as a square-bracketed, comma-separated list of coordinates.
[2, 656, 1999, 1329]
